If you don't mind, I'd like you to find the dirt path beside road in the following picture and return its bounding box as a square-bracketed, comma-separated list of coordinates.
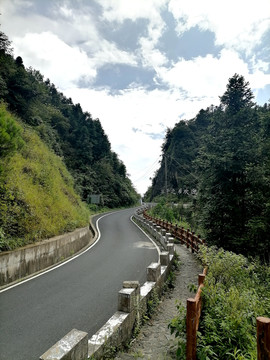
[115, 244, 202, 360]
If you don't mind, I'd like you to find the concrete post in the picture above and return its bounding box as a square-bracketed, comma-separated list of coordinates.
[165, 233, 171, 242]
[123, 281, 140, 299]
[118, 287, 137, 313]
[147, 262, 161, 282]
[160, 251, 170, 266]
[167, 243, 175, 256]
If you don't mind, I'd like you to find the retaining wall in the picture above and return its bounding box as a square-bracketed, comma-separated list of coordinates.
[0, 221, 96, 287]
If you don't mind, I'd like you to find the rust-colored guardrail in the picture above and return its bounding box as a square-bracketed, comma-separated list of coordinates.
[186, 268, 207, 360]
[142, 209, 270, 360]
[143, 211, 205, 253]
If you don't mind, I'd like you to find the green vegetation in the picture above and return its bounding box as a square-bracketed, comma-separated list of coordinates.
[145, 74, 270, 262]
[0, 30, 139, 250]
[169, 246, 270, 359]
[148, 199, 197, 233]
[0, 104, 89, 250]
[197, 247, 270, 359]
[0, 30, 139, 210]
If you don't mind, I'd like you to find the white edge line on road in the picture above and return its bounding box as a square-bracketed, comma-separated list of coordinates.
[130, 215, 161, 262]
[0, 212, 111, 294]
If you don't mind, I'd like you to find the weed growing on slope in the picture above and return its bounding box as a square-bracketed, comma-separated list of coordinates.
[169, 246, 270, 360]
[197, 246, 270, 359]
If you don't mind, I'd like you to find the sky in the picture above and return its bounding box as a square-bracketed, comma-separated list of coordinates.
[1, 0, 270, 195]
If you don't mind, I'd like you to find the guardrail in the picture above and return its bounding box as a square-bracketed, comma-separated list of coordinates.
[142, 208, 270, 360]
[143, 211, 205, 253]
[186, 268, 207, 360]
[40, 209, 176, 360]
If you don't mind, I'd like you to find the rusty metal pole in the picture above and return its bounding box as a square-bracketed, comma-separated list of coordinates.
[257, 317, 270, 360]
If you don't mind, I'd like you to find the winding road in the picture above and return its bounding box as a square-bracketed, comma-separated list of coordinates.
[0, 208, 159, 360]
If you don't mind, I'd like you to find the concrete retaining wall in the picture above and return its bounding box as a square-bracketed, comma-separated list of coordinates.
[0, 221, 96, 287]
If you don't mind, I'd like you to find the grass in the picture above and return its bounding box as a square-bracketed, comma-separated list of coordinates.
[0, 107, 90, 250]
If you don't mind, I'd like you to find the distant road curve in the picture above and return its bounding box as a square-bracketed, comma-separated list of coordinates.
[0, 207, 159, 360]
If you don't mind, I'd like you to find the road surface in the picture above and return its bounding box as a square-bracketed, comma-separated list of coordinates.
[0, 208, 159, 360]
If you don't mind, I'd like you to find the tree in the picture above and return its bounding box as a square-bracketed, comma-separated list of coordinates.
[196, 75, 260, 255]
[0, 31, 13, 55]
[220, 73, 254, 114]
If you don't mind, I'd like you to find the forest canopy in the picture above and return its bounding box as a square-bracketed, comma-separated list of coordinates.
[146, 74, 270, 262]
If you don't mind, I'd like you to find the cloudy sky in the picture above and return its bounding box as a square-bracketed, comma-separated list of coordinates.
[1, 0, 270, 195]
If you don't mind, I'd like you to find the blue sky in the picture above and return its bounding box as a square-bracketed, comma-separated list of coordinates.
[1, 0, 270, 194]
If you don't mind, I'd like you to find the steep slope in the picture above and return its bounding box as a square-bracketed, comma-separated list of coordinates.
[0, 31, 139, 209]
[0, 104, 90, 251]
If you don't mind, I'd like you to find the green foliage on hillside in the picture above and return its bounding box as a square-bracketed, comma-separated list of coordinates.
[0, 30, 140, 250]
[0, 30, 139, 211]
[0, 104, 90, 250]
[146, 74, 270, 261]
[169, 246, 270, 359]
[197, 246, 270, 359]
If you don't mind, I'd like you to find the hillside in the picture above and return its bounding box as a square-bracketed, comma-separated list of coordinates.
[0, 31, 139, 210]
[0, 104, 90, 251]
[0, 31, 139, 251]
[145, 74, 270, 262]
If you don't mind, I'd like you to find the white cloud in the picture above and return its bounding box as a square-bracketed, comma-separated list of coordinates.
[62, 85, 216, 194]
[12, 32, 97, 88]
[2, 0, 269, 194]
[157, 49, 250, 99]
[99, 0, 169, 69]
[168, 0, 270, 54]
[99, 0, 168, 23]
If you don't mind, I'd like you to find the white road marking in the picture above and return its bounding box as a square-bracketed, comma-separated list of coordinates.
[0, 212, 110, 293]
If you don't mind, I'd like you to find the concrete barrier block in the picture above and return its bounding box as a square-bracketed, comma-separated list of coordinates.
[147, 262, 161, 282]
[165, 233, 171, 241]
[123, 280, 140, 298]
[160, 251, 170, 266]
[40, 329, 88, 360]
[118, 287, 136, 313]
[161, 229, 166, 236]
[167, 243, 175, 255]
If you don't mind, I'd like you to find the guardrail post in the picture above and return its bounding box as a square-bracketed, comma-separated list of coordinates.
[198, 273, 206, 286]
[160, 251, 170, 266]
[118, 287, 137, 313]
[186, 298, 197, 360]
[187, 229, 190, 249]
[147, 262, 161, 282]
[257, 317, 270, 360]
[167, 243, 175, 256]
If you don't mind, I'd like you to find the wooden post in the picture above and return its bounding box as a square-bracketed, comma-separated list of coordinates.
[191, 232, 195, 253]
[198, 273, 205, 286]
[257, 317, 270, 360]
[187, 298, 197, 360]
[187, 229, 190, 248]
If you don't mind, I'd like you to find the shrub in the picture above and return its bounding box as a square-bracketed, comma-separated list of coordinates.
[169, 246, 270, 359]
[196, 246, 270, 359]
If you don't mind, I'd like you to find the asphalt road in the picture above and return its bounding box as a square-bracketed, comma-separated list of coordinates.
[0, 208, 159, 360]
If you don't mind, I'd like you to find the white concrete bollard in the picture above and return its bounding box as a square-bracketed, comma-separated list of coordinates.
[160, 251, 170, 266]
[147, 262, 161, 282]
